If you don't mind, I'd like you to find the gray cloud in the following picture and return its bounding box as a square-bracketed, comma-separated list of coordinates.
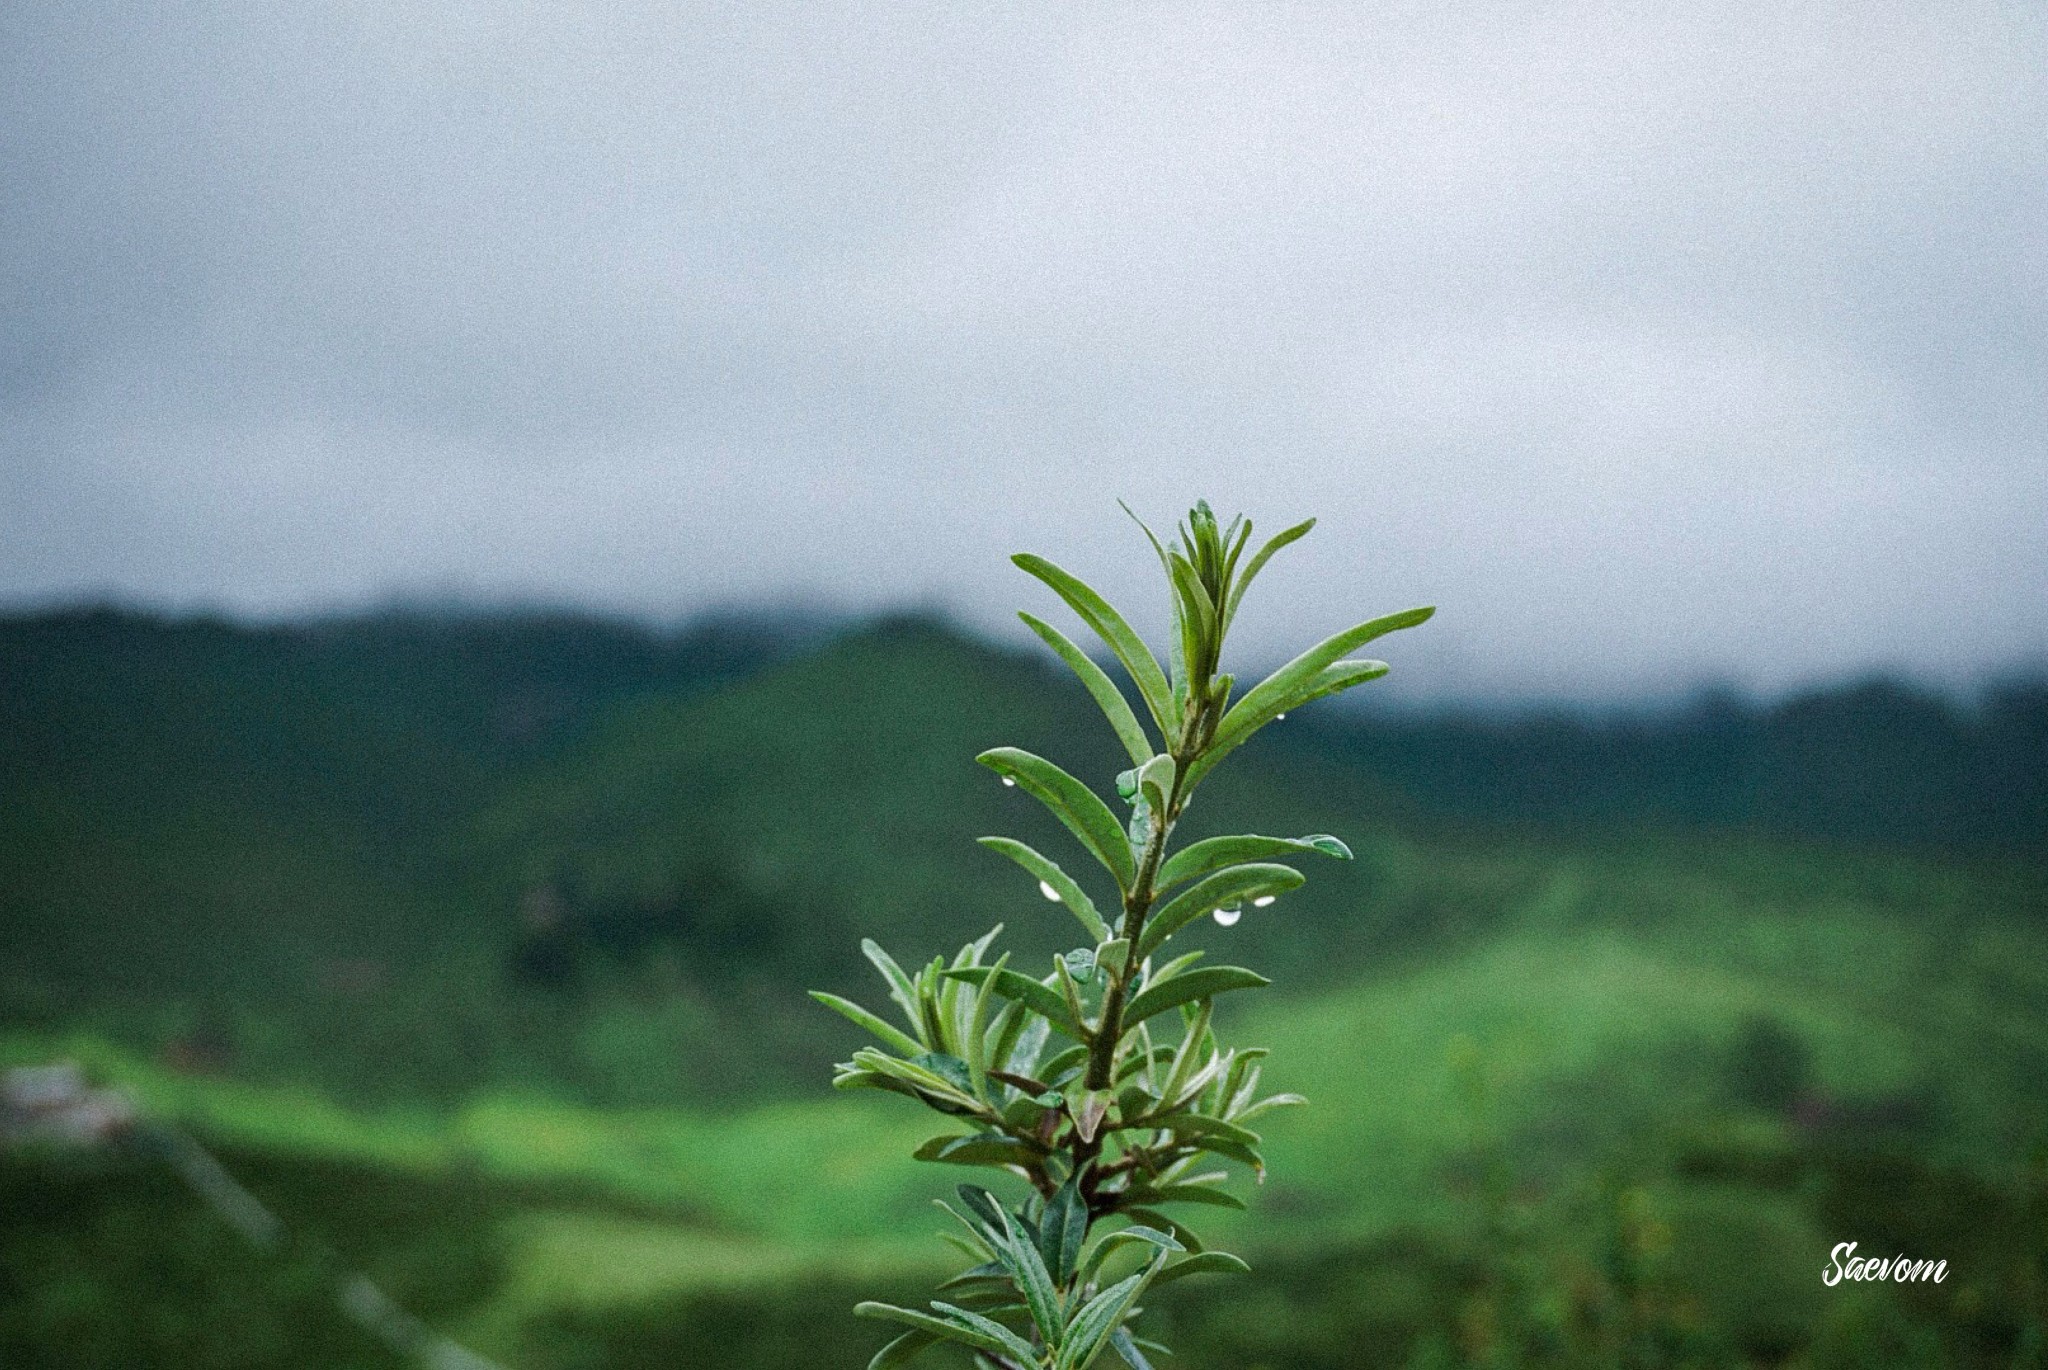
[4, 1, 2044, 698]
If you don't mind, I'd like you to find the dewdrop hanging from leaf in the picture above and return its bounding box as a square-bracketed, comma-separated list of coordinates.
[810, 502, 1432, 1369]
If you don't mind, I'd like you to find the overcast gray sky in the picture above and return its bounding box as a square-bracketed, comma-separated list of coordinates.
[4, 2, 2043, 699]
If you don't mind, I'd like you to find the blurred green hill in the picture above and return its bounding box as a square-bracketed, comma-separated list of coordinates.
[2, 606, 2043, 1106]
[9, 837, 2047, 1366]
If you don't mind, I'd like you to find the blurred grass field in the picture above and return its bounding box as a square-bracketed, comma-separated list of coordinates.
[9, 827, 2046, 1365]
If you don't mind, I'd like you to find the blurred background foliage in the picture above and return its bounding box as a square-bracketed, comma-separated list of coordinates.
[3, 605, 2045, 1367]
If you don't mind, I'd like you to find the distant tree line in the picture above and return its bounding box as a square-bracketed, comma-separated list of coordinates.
[1293, 676, 2048, 855]
[4, 606, 2041, 861]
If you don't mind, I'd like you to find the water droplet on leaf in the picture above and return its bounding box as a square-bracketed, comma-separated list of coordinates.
[1001, 776, 1016, 787]
[1276, 712, 1287, 721]
[1038, 880, 1061, 902]
[1212, 905, 1242, 927]
[1253, 895, 1276, 908]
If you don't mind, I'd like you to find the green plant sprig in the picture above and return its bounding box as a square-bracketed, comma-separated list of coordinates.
[812, 501, 1432, 1370]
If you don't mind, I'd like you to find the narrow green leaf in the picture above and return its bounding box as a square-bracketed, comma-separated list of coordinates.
[1234, 1091, 1308, 1123]
[933, 1200, 997, 1260]
[1219, 515, 1252, 597]
[914, 1132, 1039, 1168]
[862, 939, 927, 1046]
[1189, 1134, 1265, 1174]
[1121, 1181, 1247, 1210]
[1152, 1000, 1213, 1112]
[1039, 1171, 1089, 1286]
[1117, 1207, 1202, 1252]
[928, 1303, 1042, 1365]
[1188, 606, 1433, 792]
[851, 1049, 980, 1115]
[831, 1068, 923, 1101]
[1223, 1058, 1264, 1117]
[810, 991, 926, 1057]
[1020, 611, 1154, 767]
[959, 924, 1005, 969]
[1162, 1047, 1227, 1116]
[918, 957, 951, 1055]
[853, 1303, 1019, 1359]
[1088, 1224, 1183, 1266]
[995, 1207, 1066, 1349]
[1155, 834, 1350, 892]
[1149, 1113, 1261, 1148]
[1167, 551, 1216, 641]
[1012, 553, 1175, 735]
[1050, 950, 1088, 1034]
[978, 747, 1136, 891]
[1148, 1251, 1252, 1288]
[868, 1329, 940, 1370]
[974, 835, 1105, 942]
[1220, 517, 1315, 632]
[995, 1007, 1046, 1079]
[1110, 1327, 1158, 1370]
[1166, 551, 1211, 688]
[965, 951, 1011, 1097]
[1188, 501, 1220, 572]
[1137, 865, 1304, 958]
[1056, 1276, 1144, 1370]
[1166, 615, 1190, 719]
[938, 1261, 1011, 1290]
[1184, 660, 1389, 786]
[1055, 1254, 1165, 1370]
[1000, 1093, 1057, 1131]
[1119, 499, 1174, 581]
[1036, 1042, 1090, 1084]
[845, 1051, 954, 1093]
[1113, 1043, 1175, 1086]
[1143, 950, 1206, 986]
[1075, 1224, 1145, 1290]
[1119, 498, 1182, 693]
[1121, 967, 1270, 1032]
[1215, 1046, 1258, 1108]
[981, 1002, 1026, 1094]
[942, 965, 1084, 1041]
[955, 1186, 1008, 1242]
[1292, 657, 1389, 707]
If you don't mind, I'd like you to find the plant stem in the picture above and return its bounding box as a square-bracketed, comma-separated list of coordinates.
[1085, 730, 1199, 1091]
